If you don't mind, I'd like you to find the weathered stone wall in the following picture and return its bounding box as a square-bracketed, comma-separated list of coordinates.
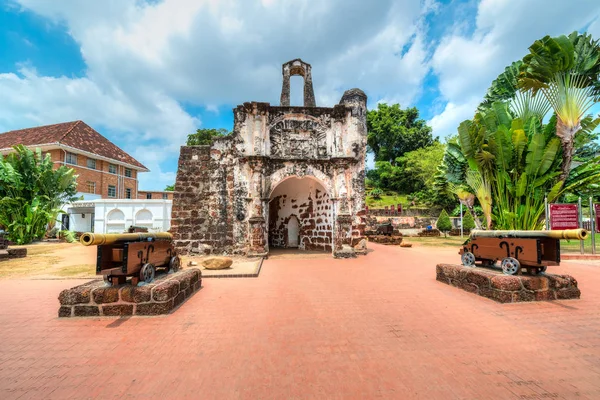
[171, 144, 246, 255]
[268, 177, 332, 251]
[171, 59, 367, 258]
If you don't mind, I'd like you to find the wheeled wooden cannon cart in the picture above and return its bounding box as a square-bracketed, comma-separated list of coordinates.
[458, 229, 588, 275]
[80, 232, 181, 286]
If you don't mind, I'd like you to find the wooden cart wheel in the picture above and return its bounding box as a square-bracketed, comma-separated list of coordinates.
[140, 263, 156, 284]
[532, 266, 547, 275]
[461, 252, 476, 267]
[501, 257, 520, 275]
[169, 256, 181, 273]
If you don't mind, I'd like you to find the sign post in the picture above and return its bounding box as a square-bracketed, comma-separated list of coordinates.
[544, 195, 549, 230]
[460, 202, 463, 239]
[591, 197, 596, 255]
[579, 197, 584, 254]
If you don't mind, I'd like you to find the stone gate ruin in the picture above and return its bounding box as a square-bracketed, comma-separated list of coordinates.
[171, 59, 367, 258]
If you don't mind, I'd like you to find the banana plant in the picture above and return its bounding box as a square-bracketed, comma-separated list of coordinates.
[0, 145, 78, 244]
[519, 31, 600, 181]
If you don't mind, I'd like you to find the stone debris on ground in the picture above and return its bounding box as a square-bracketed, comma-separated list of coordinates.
[202, 257, 233, 270]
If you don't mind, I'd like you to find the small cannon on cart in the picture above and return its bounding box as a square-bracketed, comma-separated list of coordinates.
[80, 232, 181, 286]
[459, 229, 588, 275]
[376, 223, 394, 236]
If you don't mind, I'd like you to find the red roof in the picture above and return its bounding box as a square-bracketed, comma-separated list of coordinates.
[0, 121, 147, 170]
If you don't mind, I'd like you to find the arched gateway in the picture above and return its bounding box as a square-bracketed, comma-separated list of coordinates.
[171, 59, 367, 258]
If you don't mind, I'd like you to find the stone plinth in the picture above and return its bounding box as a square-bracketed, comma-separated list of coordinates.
[58, 269, 202, 317]
[367, 235, 403, 245]
[436, 264, 580, 303]
[0, 247, 27, 262]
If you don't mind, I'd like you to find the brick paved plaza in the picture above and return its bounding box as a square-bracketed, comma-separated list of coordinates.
[1, 243, 600, 399]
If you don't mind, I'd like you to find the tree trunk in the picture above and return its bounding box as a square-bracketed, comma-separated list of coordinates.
[556, 119, 580, 182]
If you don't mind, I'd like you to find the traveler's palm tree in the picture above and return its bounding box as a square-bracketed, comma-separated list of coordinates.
[519, 32, 600, 181]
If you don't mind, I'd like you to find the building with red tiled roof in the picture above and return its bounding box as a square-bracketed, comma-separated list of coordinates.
[0, 121, 149, 200]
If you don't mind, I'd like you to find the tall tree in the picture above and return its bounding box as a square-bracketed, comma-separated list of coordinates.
[367, 103, 435, 164]
[519, 31, 600, 181]
[0, 146, 77, 244]
[186, 128, 229, 146]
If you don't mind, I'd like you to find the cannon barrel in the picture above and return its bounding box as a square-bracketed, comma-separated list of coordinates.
[80, 232, 173, 246]
[470, 229, 587, 240]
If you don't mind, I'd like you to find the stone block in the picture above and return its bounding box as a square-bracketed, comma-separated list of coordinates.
[136, 300, 174, 316]
[7, 248, 27, 258]
[459, 282, 478, 293]
[92, 287, 119, 304]
[465, 270, 491, 288]
[152, 280, 180, 302]
[59, 284, 93, 305]
[120, 286, 152, 303]
[58, 306, 72, 318]
[102, 305, 134, 316]
[490, 276, 522, 291]
[173, 292, 185, 308]
[522, 277, 549, 291]
[73, 306, 100, 317]
[555, 287, 581, 300]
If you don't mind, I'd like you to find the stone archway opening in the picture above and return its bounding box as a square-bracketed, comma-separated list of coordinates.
[268, 176, 332, 253]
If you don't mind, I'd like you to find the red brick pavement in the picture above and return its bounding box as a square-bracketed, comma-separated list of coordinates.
[1, 243, 599, 399]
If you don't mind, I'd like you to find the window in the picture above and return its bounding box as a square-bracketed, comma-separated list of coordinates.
[66, 152, 77, 165]
[125, 168, 132, 178]
[86, 181, 96, 194]
[87, 158, 96, 169]
[109, 164, 117, 174]
[146, 193, 152, 199]
[126, 188, 132, 199]
[162, 193, 169, 199]
[108, 185, 116, 198]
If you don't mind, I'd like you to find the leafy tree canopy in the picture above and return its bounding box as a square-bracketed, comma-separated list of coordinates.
[367, 103, 436, 163]
[164, 184, 175, 191]
[186, 128, 229, 146]
[0, 146, 78, 244]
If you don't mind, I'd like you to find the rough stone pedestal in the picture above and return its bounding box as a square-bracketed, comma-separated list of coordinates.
[58, 269, 202, 317]
[436, 264, 580, 303]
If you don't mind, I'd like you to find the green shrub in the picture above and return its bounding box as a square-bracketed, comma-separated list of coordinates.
[463, 211, 475, 231]
[370, 188, 383, 199]
[436, 209, 452, 237]
[59, 230, 76, 243]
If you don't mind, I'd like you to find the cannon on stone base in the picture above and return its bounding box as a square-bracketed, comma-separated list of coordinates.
[459, 229, 588, 275]
[80, 232, 181, 286]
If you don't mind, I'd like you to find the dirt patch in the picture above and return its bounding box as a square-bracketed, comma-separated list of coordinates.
[0, 242, 96, 279]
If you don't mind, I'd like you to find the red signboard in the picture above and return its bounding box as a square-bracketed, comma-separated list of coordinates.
[595, 204, 600, 233]
[550, 204, 579, 230]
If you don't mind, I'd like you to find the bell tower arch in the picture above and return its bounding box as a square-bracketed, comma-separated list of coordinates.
[280, 59, 316, 107]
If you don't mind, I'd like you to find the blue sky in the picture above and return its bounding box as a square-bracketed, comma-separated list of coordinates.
[1, 0, 600, 190]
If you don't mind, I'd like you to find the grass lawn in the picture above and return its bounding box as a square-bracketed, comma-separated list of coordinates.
[407, 234, 598, 254]
[366, 194, 409, 207]
[0, 242, 96, 279]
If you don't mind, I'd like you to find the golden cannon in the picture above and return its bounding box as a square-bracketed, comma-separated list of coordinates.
[80, 232, 181, 286]
[458, 229, 588, 275]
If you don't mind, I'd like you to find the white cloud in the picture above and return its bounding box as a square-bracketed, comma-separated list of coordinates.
[2, 0, 433, 189]
[429, 0, 600, 138]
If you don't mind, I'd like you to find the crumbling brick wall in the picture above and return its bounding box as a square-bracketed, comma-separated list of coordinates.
[171, 144, 245, 255]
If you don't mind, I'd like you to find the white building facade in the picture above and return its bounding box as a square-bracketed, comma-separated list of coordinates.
[62, 199, 172, 233]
